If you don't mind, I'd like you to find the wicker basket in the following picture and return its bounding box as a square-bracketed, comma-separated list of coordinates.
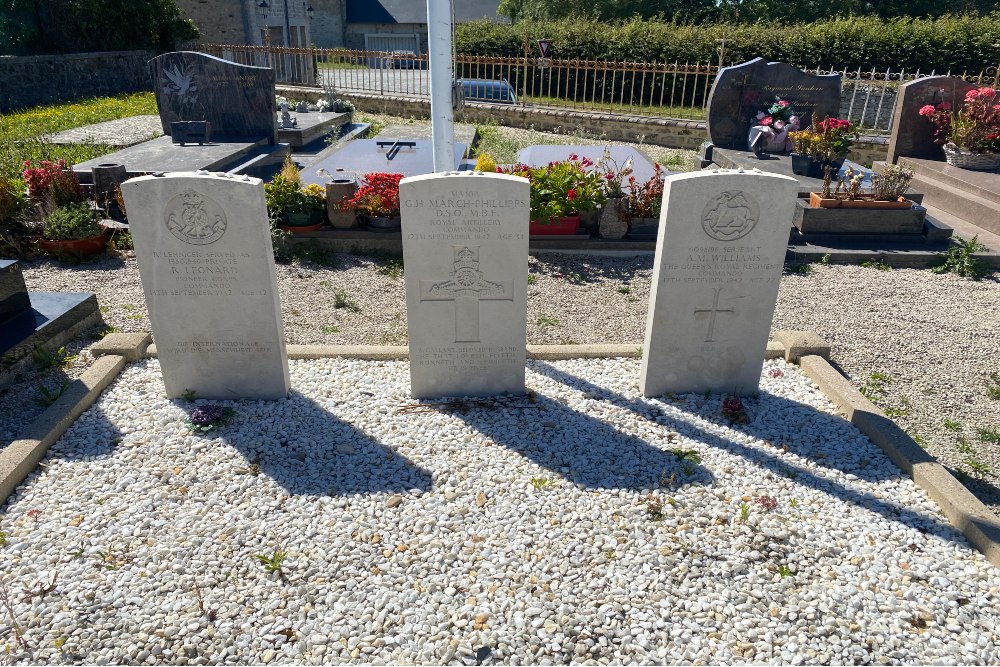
[943, 143, 1000, 171]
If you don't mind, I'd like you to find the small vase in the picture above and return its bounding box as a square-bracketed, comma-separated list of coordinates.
[326, 179, 358, 229]
[529, 213, 581, 236]
[598, 198, 629, 239]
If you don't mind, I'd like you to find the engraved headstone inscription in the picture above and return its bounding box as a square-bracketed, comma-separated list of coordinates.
[401, 172, 530, 399]
[121, 172, 290, 400]
[639, 169, 799, 397]
[150, 51, 277, 143]
[706, 58, 841, 149]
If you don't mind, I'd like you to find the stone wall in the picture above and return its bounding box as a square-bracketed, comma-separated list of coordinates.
[310, 0, 347, 48]
[277, 85, 891, 163]
[0, 51, 153, 112]
[174, 0, 250, 45]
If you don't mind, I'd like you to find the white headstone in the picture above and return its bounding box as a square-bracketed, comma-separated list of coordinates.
[121, 172, 290, 400]
[401, 172, 530, 398]
[639, 170, 798, 396]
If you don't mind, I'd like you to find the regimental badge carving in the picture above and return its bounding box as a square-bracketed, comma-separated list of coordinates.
[165, 189, 227, 245]
[701, 190, 759, 242]
[420, 246, 513, 343]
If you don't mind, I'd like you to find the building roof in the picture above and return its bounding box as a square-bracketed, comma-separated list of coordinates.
[346, 0, 502, 24]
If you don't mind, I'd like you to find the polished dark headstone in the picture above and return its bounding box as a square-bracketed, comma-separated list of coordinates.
[299, 140, 466, 186]
[706, 58, 841, 149]
[150, 51, 276, 143]
[887, 76, 976, 164]
[515, 145, 663, 191]
[1, 260, 31, 321]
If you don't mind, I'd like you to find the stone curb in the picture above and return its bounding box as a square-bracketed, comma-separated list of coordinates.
[0, 354, 125, 505]
[799, 354, 1000, 568]
[90, 332, 151, 361]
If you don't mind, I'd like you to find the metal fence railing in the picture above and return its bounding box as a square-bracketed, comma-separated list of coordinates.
[199, 43, 1000, 137]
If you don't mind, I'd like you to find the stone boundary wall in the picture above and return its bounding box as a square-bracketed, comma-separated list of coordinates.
[0, 50, 153, 112]
[277, 85, 890, 164]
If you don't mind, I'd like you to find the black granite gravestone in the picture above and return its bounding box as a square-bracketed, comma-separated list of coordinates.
[706, 58, 841, 150]
[886, 76, 976, 164]
[150, 51, 276, 144]
[1, 260, 31, 323]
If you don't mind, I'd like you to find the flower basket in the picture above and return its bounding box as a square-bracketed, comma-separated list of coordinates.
[942, 144, 1000, 171]
[808, 193, 914, 209]
[529, 213, 581, 236]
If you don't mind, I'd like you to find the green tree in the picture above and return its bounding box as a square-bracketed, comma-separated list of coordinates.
[0, 0, 198, 55]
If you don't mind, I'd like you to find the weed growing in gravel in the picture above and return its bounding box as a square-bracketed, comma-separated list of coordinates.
[722, 395, 748, 424]
[859, 372, 891, 403]
[860, 258, 892, 271]
[35, 380, 70, 407]
[530, 477, 550, 491]
[789, 499, 799, 509]
[933, 235, 988, 280]
[943, 418, 963, 431]
[777, 564, 794, 578]
[536, 313, 560, 327]
[32, 345, 76, 371]
[977, 426, 1000, 445]
[527, 274, 537, 285]
[754, 495, 778, 511]
[373, 253, 404, 279]
[186, 404, 235, 433]
[0, 530, 6, 546]
[780, 466, 799, 480]
[965, 457, 992, 478]
[320, 325, 340, 334]
[255, 549, 287, 574]
[617, 285, 631, 294]
[986, 373, 1000, 400]
[334, 289, 361, 312]
[785, 263, 813, 276]
[668, 448, 701, 464]
[820, 253, 831, 265]
[88, 325, 120, 340]
[738, 502, 751, 523]
[564, 272, 585, 284]
[956, 437, 974, 454]
[644, 495, 665, 521]
[181, 389, 197, 402]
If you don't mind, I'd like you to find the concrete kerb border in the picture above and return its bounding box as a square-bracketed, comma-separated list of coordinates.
[4, 330, 999, 568]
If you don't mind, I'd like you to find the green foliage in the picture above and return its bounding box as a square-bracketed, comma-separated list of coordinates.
[943, 418, 963, 432]
[35, 380, 71, 407]
[32, 344, 76, 370]
[978, 426, 1000, 445]
[986, 372, 1000, 400]
[536, 313, 560, 326]
[859, 371, 891, 403]
[1, 0, 198, 55]
[42, 202, 102, 240]
[530, 476, 550, 491]
[933, 235, 989, 280]
[333, 289, 360, 312]
[456, 13, 1000, 73]
[255, 549, 287, 574]
[860, 258, 892, 271]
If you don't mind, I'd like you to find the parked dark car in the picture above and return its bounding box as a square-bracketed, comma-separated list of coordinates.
[389, 50, 423, 69]
[458, 78, 518, 104]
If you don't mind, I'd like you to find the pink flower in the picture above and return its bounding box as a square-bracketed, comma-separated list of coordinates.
[568, 153, 579, 161]
[777, 100, 790, 107]
[918, 105, 936, 116]
[761, 115, 773, 126]
[773, 119, 785, 130]
[567, 189, 577, 200]
[979, 87, 995, 97]
[966, 89, 981, 100]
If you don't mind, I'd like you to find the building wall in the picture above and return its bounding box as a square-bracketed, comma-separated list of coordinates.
[175, 0, 250, 45]
[0, 51, 153, 112]
[310, 0, 347, 47]
[344, 22, 426, 52]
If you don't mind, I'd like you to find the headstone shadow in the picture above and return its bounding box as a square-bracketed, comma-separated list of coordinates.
[529, 360, 965, 541]
[206, 390, 433, 496]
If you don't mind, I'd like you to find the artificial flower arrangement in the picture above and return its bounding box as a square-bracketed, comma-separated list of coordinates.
[749, 97, 801, 154]
[342, 172, 404, 218]
[918, 86, 1000, 167]
[789, 116, 857, 162]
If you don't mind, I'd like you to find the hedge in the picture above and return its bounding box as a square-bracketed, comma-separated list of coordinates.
[455, 14, 1000, 75]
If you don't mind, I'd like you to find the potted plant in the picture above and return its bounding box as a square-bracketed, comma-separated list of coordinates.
[597, 149, 633, 239]
[37, 201, 107, 256]
[625, 164, 666, 236]
[499, 156, 604, 235]
[918, 86, 1000, 170]
[342, 172, 404, 230]
[808, 163, 916, 209]
[789, 116, 857, 178]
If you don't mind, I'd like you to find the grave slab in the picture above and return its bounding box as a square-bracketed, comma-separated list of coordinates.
[300, 140, 466, 186]
[516, 145, 661, 189]
[121, 172, 290, 400]
[378, 124, 479, 156]
[401, 172, 530, 398]
[276, 111, 351, 148]
[706, 58, 841, 150]
[639, 169, 799, 397]
[150, 51, 276, 143]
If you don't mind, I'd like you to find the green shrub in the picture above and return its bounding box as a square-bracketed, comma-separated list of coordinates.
[42, 203, 102, 240]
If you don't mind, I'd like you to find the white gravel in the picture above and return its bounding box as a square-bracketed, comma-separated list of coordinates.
[1, 356, 998, 665]
[7, 255, 999, 516]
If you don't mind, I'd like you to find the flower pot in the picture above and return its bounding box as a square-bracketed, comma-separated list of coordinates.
[598, 198, 629, 239]
[37, 232, 108, 257]
[791, 154, 844, 179]
[808, 193, 914, 209]
[281, 209, 324, 228]
[580, 208, 600, 237]
[364, 215, 401, 231]
[529, 213, 582, 236]
[278, 221, 325, 233]
[628, 216, 659, 238]
[325, 179, 358, 229]
[943, 144, 1000, 171]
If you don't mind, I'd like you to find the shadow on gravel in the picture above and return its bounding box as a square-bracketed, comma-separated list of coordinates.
[437, 389, 714, 491]
[530, 253, 653, 284]
[211, 390, 433, 496]
[528, 361, 964, 541]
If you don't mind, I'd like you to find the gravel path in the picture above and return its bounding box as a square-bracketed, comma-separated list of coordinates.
[1, 356, 998, 665]
[6, 255, 1000, 518]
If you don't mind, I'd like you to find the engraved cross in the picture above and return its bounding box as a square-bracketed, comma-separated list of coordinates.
[419, 246, 513, 343]
[693, 287, 734, 343]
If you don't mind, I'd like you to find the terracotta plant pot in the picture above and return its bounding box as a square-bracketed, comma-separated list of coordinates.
[529, 213, 581, 236]
[808, 193, 914, 209]
[278, 222, 325, 233]
[37, 232, 108, 257]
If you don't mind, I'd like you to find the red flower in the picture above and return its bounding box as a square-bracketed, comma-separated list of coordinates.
[918, 105, 936, 116]
[567, 189, 577, 200]
[761, 115, 773, 125]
